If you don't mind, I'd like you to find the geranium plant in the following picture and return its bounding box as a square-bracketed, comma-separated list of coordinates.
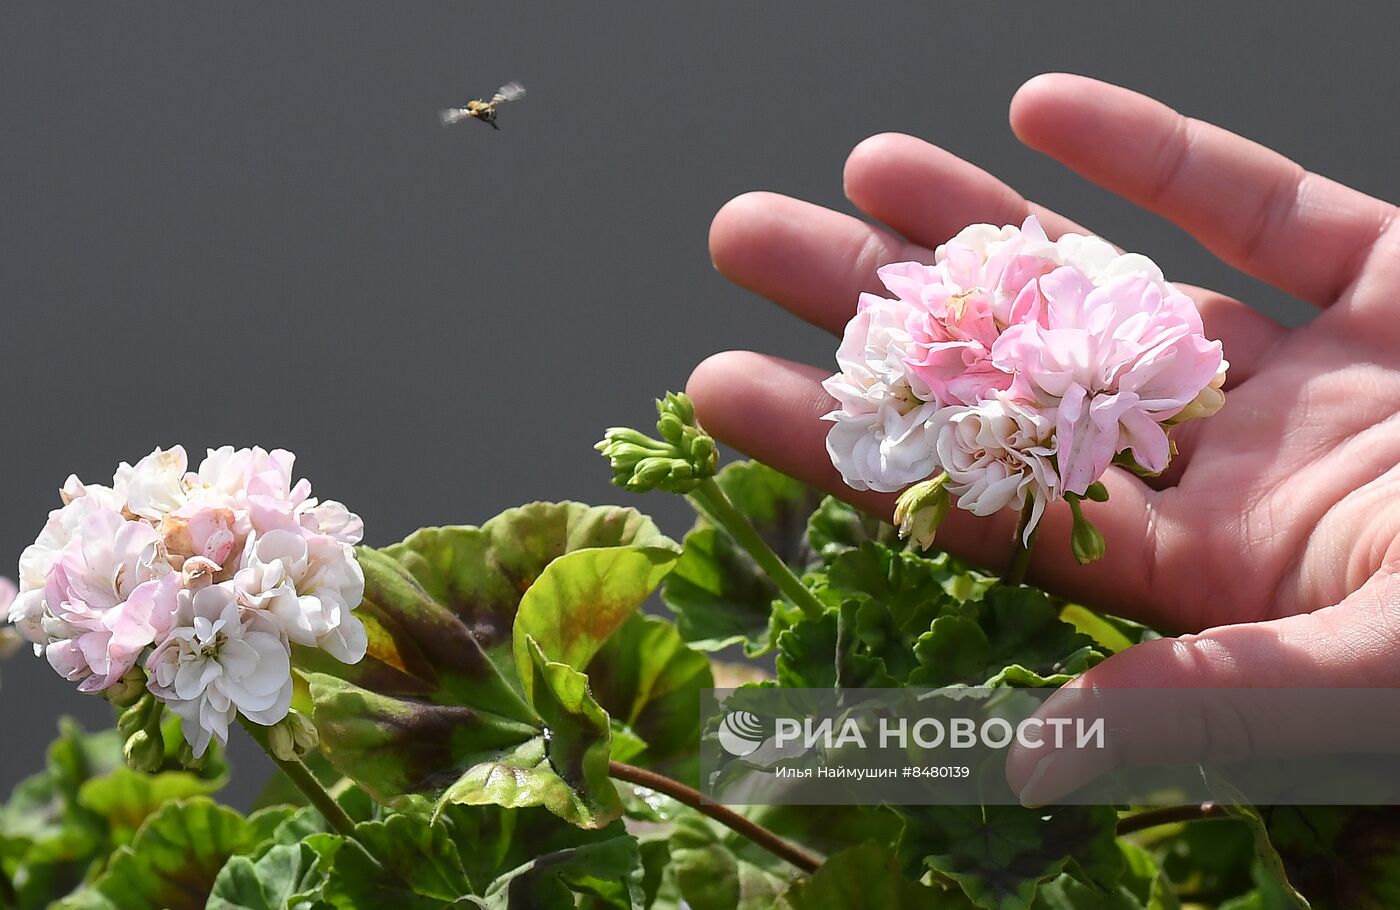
[0, 226, 1374, 909]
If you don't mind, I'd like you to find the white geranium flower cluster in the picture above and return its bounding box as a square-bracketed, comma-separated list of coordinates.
[6, 446, 366, 755]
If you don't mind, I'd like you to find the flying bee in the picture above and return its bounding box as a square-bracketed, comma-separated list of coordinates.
[439, 81, 526, 130]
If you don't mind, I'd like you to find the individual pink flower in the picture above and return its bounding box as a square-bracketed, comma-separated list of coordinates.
[930, 394, 1060, 541]
[993, 268, 1225, 494]
[125, 447, 191, 521]
[822, 295, 942, 492]
[193, 446, 362, 544]
[146, 583, 293, 757]
[42, 511, 179, 692]
[900, 275, 1014, 406]
[233, 529, 367, 664]
[10, 475, 129, 650]
[876, 219, 1070, 406]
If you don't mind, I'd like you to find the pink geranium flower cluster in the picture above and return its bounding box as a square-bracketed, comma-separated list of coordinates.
[824, 216, 1226, 539]
[6, 446, 366, 755]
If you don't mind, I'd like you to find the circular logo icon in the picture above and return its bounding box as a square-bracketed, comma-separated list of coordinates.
[717, 711, 767, 757]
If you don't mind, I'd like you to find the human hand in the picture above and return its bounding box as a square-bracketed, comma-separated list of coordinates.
[688, 73, 1400, 798]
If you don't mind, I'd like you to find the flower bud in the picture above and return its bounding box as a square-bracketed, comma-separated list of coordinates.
[596, 392, 718, 494]
[659, 391, 695, 426]
[267, 710, 319, 761]
[118, 692, 157, 738]
[123, 729, 165, 773]
[1166, 362, 1228, 426]
[688, 434, 716, 464]
[656, 413, 687, 446]
[267, 721, 297, 761]
[1068, 498, 1106, 566]
[289, 710, 320, 753]
[893, 476, 950, 551]
[102, 666, 148, 708]
[632, 457, 675, 488]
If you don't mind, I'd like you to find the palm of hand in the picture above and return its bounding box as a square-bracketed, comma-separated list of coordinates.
[689, 73, 1400, 690]
[1172, 298, 1400, 631]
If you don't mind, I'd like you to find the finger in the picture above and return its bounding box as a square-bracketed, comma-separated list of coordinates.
[842, 132, 1088, 249]
[709, 191, 929, 336]
[1006, 567, 1400, 806]
[1010, 73, 1398, 307]
[687, 351, 1174, 620]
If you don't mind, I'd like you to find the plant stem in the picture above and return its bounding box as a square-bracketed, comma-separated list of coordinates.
[238, 717, 357, 838]
[688, 478, 826, 620]
[1006, 501, 1039, 586]
[609, 761, 821, 874]
[1116, 803, 1229, 836]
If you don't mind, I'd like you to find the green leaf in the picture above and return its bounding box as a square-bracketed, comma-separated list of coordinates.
[660, 528, 779, 653]
[323, 814, 471, 908]
[896, 805, 1123, 910]
[824, 543, 978, 612]
[806, 497, 903, 563]
[45, 719, 124, 804]
[775, 612, 838, 689]
[208, 842, 328, 910]
[662, 462, 823, 653]
[477, 835, 644, 909]
[512, 540, 680, 702]
[0, 719, 127, 909]
[668, 813, 796, 910]
[749, 805, 904, 860]
[307, 672, 540, 803]
[77, 767, 225, 847]
[834, 601, 899, 688]
[910, 587, 1105, 688]
[310, 503, 672, 828]
[1032, 841, 1180, 909]
[436, 805, 627, 895]
[1057, 606, 1134, 654]
[1260, 806, 1400, 909]
[310, 546, 537, 714]
[436, 638, 621, 828]
[1213, 856, 1313, 910]
[777, 843, 972, 909]
[818, 543, 978, 685]
[1156, 815, 1258, 905]
[54, 799, 292, 910]
[586, 613, 713, 780]
[385, 503, 676, 667]
[320, 807, 643, 910]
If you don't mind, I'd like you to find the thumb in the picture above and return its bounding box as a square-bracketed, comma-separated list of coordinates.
[1005, 566, 1400, 806]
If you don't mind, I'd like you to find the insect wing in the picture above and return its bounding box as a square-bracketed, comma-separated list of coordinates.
[491, 81, 526, 104]
[439, 107, 473, 126]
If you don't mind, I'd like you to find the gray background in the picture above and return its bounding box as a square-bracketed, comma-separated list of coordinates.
[3, 2, 1398, 803]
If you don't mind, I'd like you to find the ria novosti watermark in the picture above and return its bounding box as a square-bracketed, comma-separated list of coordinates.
[701, 688, 1400, 806]
[762, 712, 1105, 754]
